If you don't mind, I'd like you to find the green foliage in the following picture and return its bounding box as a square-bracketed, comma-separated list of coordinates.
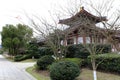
[14, 44, 40, 61]
[14, 54, 32, 61]
[2, 38, 12, 54]
[38, 47, 53, 57]
[0, 50, 3, 54]
[50, 61, 80, 80]
[96, 44, 111, 53]
[66, 44, 89, 58]
[88, 53, 120, 73]
[36, 55, 55, 70]
[66, 44, 111, 58]
[61, 58, 83, 67]
[1, 24, 33, 55]
[14, 55, 23, 61]
[12, 37, 20, 46]
[26, 44, 40, 58]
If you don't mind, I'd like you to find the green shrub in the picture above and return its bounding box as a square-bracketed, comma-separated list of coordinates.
[0, 50, 3, 54]
[14, 44, 41, 61]
[26, 44, 55, 59]
[14, 54, 32, 61]
[38, 47, 53, 57]
[62, 58, 83, 67]
[14, 55, 23, 61]
[66, 44, 111, 58]
[26, 44, 40, 58]
[36, 55, 55, 70]
[96, 44, 111, 53]
[50, 61, 80, 80]
[67, 44, 89, 58]
[88, 53, 120, 73]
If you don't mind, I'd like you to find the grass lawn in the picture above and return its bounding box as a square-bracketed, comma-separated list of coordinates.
[26, 67, 120, 80]
[77, 68, 120, 80]
[26, 66, 50, 80]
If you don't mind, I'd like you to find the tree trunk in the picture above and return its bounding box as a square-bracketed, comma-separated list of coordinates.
[92, 56, 97, 80]
[93, 70, 97, 80]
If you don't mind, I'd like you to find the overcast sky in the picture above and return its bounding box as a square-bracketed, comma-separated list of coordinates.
[0, 0, 58, 29]
[0, 0, 66, 44]
[0, 0, 120, 45]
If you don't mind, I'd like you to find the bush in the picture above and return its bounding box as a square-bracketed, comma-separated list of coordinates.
[0, 50, 3, 54]
[14, 55, 23, 61]
[36, 55, 55, 70]
[62, 58, 83, 67]
[38, 47, 53, 57]
[66, 44, 89, 58]
[50, 61, 80, 80]
[88, 53, 120, 73]
[14, 54, 32, 61]
[96, 44, 111, 53]
[66, 44, 111, 58]
[26, 44, 40, 59]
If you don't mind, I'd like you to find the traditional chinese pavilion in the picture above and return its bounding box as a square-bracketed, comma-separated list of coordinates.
[59, 7, 120, 52]
[59, 7, 107, 46]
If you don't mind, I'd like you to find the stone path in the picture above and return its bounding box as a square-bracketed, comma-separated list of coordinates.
[0, 55, 36, 80]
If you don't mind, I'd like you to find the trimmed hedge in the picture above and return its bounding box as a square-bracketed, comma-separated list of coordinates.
[14, 55, 23, 61]
[66, 44, 89, 58]
[66, 44, 111, 58]
[36, 55, 55, 70]
[14, 46, 58, 61]
[14, 54, 32, 61]
[50, 61, 80, 80]
[88, 53, 120, 73]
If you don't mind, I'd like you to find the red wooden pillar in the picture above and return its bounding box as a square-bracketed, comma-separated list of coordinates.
[76, 34, 78, 44]
[90, 36, 92, 43]
[64, 38, 67, 46]
[83, 34, 86, 44]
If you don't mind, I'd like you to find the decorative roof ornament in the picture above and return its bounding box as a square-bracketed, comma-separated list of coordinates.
[80, 7, 84, 11]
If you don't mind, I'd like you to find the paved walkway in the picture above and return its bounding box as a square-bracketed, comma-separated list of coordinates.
[0, 55, 36, 80]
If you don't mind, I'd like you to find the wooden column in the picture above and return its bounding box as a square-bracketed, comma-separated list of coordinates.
[64, 39, 67, 46]
[76, 34, 78, 44]
[90, 36, 92, 43]
[83, 34, 86, 44]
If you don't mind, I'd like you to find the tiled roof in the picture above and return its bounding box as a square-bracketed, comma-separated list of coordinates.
[59, 7, 107, 25]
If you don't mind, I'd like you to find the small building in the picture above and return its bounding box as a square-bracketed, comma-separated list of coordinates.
[59, 7, 120, 51]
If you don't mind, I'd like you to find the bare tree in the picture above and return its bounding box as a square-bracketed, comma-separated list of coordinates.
[86, 0, 120, 52]
[81, 1, 120, 79]
[83, 1, 120, 80]
[27, 14, 70, 60]
[58, 0, 120, 80]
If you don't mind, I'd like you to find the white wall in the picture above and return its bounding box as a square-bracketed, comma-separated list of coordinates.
[74, 37, 76, 44]
[78, 37, 83, 44]
[86, 37, 90, 43]
[61, 40, 63, 45]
